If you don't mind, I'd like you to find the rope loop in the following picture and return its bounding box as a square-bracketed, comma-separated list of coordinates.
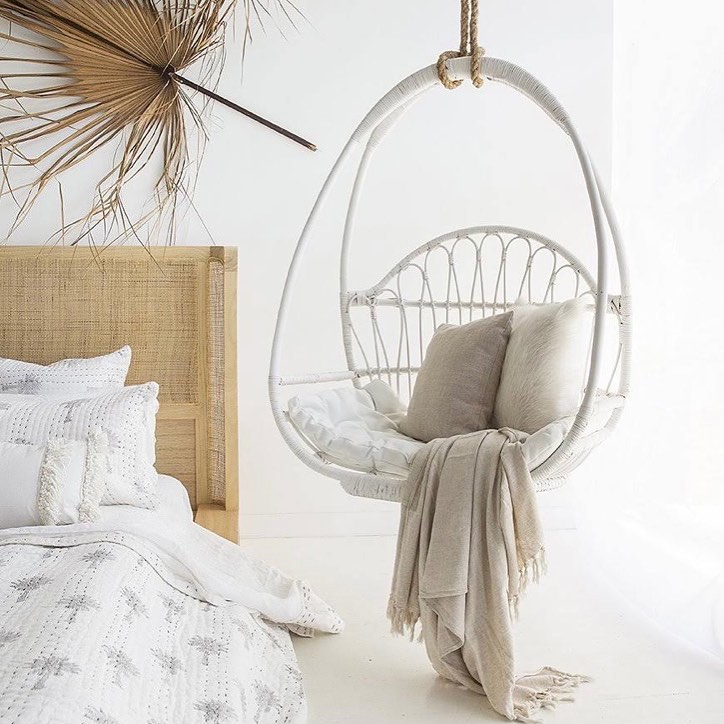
[437, 0, 486, 89]
[437, 50, 464, 90]
[470, 44, 485, 88]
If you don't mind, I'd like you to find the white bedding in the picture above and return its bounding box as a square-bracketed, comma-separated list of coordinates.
[0, 511, 342, 723]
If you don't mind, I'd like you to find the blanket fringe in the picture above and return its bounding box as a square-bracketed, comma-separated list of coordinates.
[510, 547, 547, 620]
[520, 547, 547, 591]
[514, 668, 593, 723]
[387, 597, 422, 642]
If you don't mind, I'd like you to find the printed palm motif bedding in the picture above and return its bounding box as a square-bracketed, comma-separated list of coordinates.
[0, 522, 342, 724]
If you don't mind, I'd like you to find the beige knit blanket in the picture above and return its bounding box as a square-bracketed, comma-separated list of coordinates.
[388, 429, 590, 723]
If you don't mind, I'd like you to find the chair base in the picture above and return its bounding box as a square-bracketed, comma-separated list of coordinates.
[339, 473, 568, 503]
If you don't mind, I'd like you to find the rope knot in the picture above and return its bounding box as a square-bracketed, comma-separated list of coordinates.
[436, 0, 486, 89]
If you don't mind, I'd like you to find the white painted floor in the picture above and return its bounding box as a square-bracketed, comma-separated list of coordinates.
[243, 531, 724, 724]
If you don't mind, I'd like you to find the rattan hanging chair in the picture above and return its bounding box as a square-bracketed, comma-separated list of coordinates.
[269, 54, 632, 503]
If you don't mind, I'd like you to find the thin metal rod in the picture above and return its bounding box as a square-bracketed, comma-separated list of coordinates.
[172, 73, 317, 152]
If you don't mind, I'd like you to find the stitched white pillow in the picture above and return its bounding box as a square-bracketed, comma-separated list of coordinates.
[0, 436, 107, 529]
[493, 298, 592, 434]
[0, 346, 131, 396]
[0, 383, 159, 508]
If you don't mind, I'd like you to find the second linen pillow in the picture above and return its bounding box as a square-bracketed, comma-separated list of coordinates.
[493, 297, 592, 434]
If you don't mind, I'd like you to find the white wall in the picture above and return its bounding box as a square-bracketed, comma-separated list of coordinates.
[566, 1, 724, 660]
[2, 1, 614, 536]
[602, 0, 724, 506]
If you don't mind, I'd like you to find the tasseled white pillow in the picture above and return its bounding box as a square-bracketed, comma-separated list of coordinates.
[0, 436, 107, 529]
[493, 298, 592, 434]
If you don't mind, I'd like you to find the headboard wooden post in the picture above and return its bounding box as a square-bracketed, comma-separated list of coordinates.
[0, 246, 239, 542]
[195, 247, 239, 541]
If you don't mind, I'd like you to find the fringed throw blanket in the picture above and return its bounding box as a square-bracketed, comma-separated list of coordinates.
[388, 429, 590, 722]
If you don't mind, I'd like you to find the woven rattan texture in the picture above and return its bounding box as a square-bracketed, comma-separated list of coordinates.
[0, 257, 199, 402]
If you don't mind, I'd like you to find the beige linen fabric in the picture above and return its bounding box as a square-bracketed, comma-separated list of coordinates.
[400, 313, 513, 442]
[388, 429, 589, 722]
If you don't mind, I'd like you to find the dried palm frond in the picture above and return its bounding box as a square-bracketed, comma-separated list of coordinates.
[0, 0, 311, 247]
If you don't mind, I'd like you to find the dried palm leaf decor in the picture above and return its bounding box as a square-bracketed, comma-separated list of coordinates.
[0, 0, 310, 246]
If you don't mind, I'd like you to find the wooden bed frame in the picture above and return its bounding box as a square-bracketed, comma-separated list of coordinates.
[0, 246, 239, 542]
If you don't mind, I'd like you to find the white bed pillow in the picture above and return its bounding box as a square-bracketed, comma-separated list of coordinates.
[100, 475, 193, 526]
[0, 383, 159, 509]
[0, 437, 106, 529]
[0, 346, 131, 396]
[493, 297, 592, 434]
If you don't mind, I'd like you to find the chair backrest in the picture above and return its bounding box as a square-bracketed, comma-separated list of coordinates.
[342, 225, 596, 402]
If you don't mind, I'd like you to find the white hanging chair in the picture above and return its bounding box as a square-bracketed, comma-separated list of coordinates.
[269, 55, 632, 503]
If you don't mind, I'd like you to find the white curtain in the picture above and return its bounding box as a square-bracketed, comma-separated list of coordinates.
[575, 0, 724, 660]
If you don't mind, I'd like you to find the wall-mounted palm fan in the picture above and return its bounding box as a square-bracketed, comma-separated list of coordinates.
[0, 0, 313, 246]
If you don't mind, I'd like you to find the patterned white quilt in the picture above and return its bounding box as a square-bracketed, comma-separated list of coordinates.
[0, 525, 342, 724]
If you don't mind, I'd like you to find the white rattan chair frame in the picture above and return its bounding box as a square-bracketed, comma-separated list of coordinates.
[269, 56, 632, 502]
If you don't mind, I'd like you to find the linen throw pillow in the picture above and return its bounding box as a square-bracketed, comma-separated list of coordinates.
[0, 346, 132, 396]
[400, 312, 513, 442]
[493, 297, 592, 434]
[0, 437, 106, 529]
[0, 383, 159, 509]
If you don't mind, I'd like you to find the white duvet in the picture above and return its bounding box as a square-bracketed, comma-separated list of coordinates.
[0, 515, 343, 724]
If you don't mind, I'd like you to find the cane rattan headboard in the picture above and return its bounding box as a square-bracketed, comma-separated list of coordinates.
[0, 246, 239, 542]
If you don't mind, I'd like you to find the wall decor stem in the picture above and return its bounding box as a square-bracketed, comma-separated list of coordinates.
[172, 74, 316, 151]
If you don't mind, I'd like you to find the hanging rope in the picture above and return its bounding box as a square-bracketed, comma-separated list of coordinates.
[437, 0, 485, 89]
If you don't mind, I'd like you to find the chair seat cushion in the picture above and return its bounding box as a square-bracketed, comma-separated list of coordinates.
[287, 380, 622, 479]
[288, 380, 423, 476]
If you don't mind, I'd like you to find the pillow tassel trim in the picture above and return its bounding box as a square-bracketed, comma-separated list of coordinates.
[37, 439, 71, 526]
[78, 429, 108, 523]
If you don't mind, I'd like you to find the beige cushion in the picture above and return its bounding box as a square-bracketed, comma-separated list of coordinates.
[493, 298, 591, 434]
[400, 312, 513, 442]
